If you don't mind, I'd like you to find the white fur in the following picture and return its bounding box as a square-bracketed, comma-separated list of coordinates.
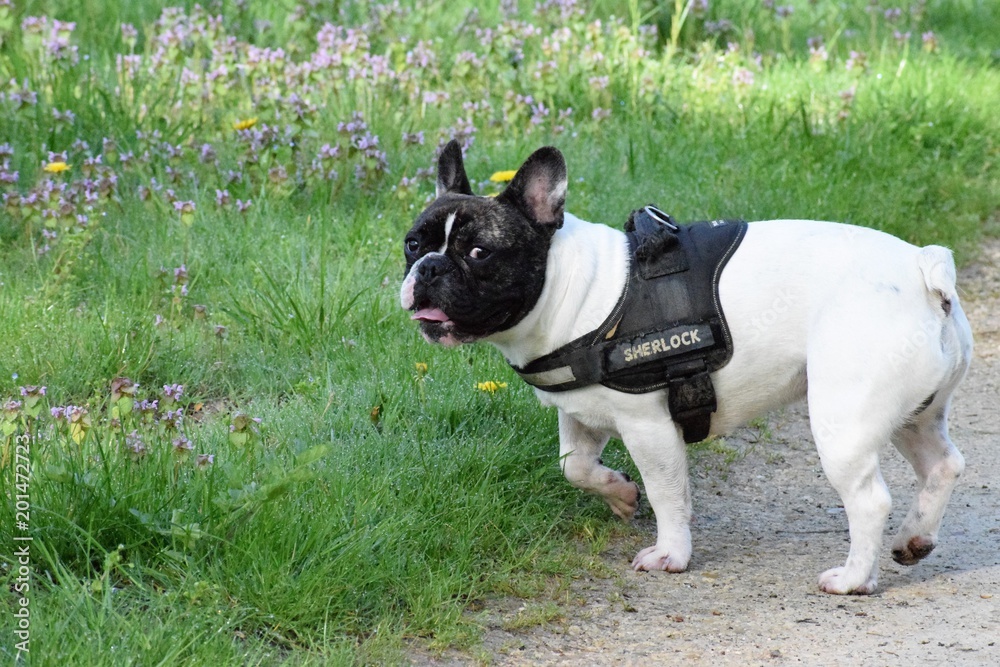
[439, 211, 457, 254]
[486, 214, 973, 594]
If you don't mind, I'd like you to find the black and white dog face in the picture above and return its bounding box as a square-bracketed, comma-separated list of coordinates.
[400, 140, 568, 346]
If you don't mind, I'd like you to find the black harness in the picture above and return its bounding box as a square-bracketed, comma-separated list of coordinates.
[511, 206, 748, 444]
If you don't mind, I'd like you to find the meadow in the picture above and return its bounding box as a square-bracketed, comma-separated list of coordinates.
[1, 0, 998, 664]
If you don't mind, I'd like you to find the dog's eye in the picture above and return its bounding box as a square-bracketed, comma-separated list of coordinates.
[469, 247, 491, 261]
[405, 238, 419, 254]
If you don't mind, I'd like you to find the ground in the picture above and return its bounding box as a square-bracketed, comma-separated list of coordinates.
[416, 238, 1000, 666]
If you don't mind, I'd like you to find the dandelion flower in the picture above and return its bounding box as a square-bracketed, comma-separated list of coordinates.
[476, 381, 508, 394]
[489, 170, 517, 183]
[232, 117, 258, 131]
[43, 161, 71, 173]
[415, 362, 428, 374]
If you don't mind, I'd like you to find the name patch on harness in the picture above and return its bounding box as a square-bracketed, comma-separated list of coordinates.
[606, 324, 715, 373]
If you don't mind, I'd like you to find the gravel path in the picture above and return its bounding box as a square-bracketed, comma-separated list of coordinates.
[419, 238, 1000, 666]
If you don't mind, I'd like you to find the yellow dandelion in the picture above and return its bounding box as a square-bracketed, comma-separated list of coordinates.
[232, 117, 258, 131]
[415, 362, 428, 374]
[43, 161, 71, 174]
[489, 170, 517, 183]
[476, 381, 508, 394]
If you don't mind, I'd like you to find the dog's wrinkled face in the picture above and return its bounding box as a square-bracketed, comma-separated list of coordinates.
[400, 140, 568, 346]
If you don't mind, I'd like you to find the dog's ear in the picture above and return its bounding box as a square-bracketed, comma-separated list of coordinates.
[436, 139, 473, 197]
[498, 146, 567, 227]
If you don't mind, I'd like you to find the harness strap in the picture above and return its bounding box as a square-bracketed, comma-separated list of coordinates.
[668, 368, 716, 443]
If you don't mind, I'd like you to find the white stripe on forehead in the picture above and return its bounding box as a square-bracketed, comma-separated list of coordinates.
[437, 211, 457, 254]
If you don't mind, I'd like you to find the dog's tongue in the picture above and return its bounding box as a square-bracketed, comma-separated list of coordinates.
[412, 307, 451, 323]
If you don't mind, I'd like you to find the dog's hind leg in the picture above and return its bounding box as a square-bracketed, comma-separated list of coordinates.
[806, 365, 896, 595]
[890, 399, 965, 565]
[558, 410, 641, 521]
[890, 272, 972, 566]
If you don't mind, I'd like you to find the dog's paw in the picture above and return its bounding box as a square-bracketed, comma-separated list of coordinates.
[891, 535, 935, 566]
[605, 476, 641, 522]
[818, 566, 877, 595]
[631, 545, 690, 573]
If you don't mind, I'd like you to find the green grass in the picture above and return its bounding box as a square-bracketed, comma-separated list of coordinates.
[1, 1, 999, 664]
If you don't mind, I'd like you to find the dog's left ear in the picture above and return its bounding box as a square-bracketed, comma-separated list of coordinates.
[436, 139, 474, 197]
[499, 146, 567, 228]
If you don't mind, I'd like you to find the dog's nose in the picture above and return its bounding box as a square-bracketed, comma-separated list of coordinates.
[416, 254, 453, 282]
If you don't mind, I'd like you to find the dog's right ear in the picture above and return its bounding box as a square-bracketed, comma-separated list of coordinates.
[436, 139, 473, 197]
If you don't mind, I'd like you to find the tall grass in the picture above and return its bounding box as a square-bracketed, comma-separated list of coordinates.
[1, 1, 998, 663]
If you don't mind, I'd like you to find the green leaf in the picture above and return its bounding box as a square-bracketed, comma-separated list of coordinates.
[295, 444, 331, 467]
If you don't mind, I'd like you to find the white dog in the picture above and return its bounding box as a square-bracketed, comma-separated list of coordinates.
[401, 141, 973, 594]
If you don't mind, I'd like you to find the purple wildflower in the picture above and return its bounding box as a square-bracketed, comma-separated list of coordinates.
[172, 436, 193, 455]
[121, 23, 138, 44]
[402, 131, 425, 145]
[161, 409, 183, 430]
[126, 431, 146, 460]
[163, 383, 184, 400]
[52, 108, 76, 125]
[318, 143, 340, 160]
[199, 143, 217, 164]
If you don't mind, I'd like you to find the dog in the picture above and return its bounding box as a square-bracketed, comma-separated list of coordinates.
[400, 140, 973, 594]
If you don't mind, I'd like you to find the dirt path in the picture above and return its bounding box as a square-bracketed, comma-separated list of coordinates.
[430, 239, 1000, 666]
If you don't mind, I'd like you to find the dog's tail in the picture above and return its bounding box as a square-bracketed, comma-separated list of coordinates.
[917, 245, 958, 317]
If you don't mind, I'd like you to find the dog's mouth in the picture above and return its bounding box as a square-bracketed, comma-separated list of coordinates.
[411, 304, 452, 325]
[411, 302, 464, 347]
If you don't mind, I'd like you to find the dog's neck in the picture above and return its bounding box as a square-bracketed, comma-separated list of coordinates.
[486, 213, 630, 368]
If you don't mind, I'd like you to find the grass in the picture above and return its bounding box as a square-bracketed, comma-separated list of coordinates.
[1, 1, 999, 664]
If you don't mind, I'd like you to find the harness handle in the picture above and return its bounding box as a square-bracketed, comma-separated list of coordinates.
[643, 205, 680, 231]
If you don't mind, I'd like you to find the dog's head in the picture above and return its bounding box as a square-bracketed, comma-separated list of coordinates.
[400, 140, 567, 346]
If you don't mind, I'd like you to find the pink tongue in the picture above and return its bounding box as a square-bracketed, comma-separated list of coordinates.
[412, 307, 451, 323]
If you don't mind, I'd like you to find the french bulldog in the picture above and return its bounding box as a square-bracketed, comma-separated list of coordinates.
[400, 140, 973, 594]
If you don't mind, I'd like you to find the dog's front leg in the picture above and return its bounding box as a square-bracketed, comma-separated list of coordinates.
[558, 410, 641, 521]
[621, 420, 693, 572]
